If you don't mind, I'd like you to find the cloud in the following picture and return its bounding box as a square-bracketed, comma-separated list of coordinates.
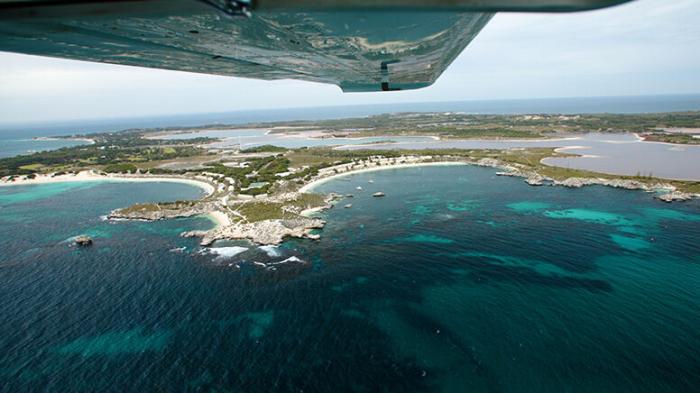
[0, 0, 699, 123]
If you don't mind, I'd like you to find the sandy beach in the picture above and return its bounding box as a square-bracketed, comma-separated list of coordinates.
[0, 170, 215, 195]
[299, 161, 470, 193]
[207, 210, 233, 228]
[553, 145, 601, 158]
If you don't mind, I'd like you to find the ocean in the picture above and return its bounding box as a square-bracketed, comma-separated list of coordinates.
[2, 93, 699, 138]
[1, 165, 699, 392]
[0, 138, 91, 159]
[3, 94, 699, 175]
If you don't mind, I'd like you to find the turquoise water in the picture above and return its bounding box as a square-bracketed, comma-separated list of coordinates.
[0, 138, 89, 158]
[1, 167, 700, 392]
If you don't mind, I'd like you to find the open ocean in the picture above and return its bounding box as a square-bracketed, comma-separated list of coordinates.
[1, 94, 699, 160]
[1, 165, 700, 392]
[2, 93, 700, 138]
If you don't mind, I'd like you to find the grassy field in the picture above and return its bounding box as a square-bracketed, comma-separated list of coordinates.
[232, 193, 327, 222]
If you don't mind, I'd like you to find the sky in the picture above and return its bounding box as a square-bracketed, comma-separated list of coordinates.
[1, 0, 699, 124]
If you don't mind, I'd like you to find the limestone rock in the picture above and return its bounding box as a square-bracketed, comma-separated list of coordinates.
[189, 218, 326, 245]
[476, 158, 501, 167]
[524, 173, 545, 186]
[74, 235, 93, 246]
[655, 191, 693, 202]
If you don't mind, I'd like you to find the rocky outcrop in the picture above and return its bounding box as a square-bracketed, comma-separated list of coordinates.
[108, 201, 216, 221]
[655, 191, 694, 202]
[553, 177, 600, 188]
[182, 217, 326, 245]
[475, 158, 502, 168]
[524, 173, 546, 186]
[554, 177, 647, 190]
[494, 169, 697, 202]
[107, 157, 699, 253]
[294, 193, 342, 216]
[74, 235, 93, 246]
[603, 179, 647, 190]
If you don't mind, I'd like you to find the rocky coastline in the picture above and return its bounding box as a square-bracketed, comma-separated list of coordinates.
[182, 217, 326, 245]
[492, 164, 696, 202]
[99, 155, 699, 246]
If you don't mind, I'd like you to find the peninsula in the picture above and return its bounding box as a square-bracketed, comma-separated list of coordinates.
[2, 111, 699, 246]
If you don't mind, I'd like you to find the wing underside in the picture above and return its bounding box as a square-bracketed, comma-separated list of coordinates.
[0, 0, 631, 92]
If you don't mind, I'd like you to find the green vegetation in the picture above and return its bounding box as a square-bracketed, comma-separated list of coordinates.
[243, 145, 288, 153]
[0, 130, 210, 177]
[236, 202, 292, 222]
[284, 146, 700, 194]
[116, 200, 197, 215]
[253, 111, 700, 140]
[289, 193, 327, 210]
[3, 110, 699, 225]
[204, 154, 289, 193]
[258, 157, 290, 176]
[233, 193, 327, 222]
[18, 163, 44, 171]
[3, 110, 699, 179]
[103, 163, 138, 173]
[425, 127, 541, 139]
[117, 203, 161, 214]
[642, 134, 700, 145]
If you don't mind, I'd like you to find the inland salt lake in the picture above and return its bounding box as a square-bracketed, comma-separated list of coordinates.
[153, 129, 700, 181]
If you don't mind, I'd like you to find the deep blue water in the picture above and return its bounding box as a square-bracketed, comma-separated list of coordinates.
[0, 138, 90, 159]
[1, 166, 700, 392]
[2, 94, 699, 137]
[2, 94, 699, 159]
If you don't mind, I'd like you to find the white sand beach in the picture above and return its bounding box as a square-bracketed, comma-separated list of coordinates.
[0, 170, 215, 195]
[207, 211, 233, 228]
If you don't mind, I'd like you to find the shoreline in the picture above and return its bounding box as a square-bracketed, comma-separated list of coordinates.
[5, 158, 696, 247]
[551, 146, 601, 158]
[336, 135, 583, 150]
[298, 156, 697, 201]
[32, 137, 95, 145]
[0, 171, 215, 196]
[299, 161, 469, 193]
[206, 211, 233, 228]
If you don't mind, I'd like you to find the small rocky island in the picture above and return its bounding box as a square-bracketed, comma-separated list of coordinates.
[74, 235, 93, 246]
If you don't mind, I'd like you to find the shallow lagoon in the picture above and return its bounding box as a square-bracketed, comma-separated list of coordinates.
[343, 133, 700, 180]
[154, 128, 436, 149]
[1, 166, 700, 392]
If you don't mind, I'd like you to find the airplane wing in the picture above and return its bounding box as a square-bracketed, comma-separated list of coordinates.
[0, 0, 631, 92]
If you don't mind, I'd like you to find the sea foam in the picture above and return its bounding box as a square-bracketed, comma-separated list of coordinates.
[259, 245, 281, 257]
[206, 246, 249, 259]
[269, 256, 305, 265]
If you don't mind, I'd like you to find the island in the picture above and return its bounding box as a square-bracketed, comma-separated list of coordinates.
[2, 111, 699, 246]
